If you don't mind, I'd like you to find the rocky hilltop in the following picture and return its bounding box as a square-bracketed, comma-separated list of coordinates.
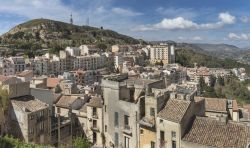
[0, 19, 140, 49]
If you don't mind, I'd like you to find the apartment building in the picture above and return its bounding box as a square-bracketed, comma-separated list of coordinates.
[65, 47, 81, 56]
[80, 45, 99, 55]
[63, 69, 102, 86]
[9, 95, 50, 144]
[73, 54, 106, 70]
[0, 58, 15, 76]
[150, 44, 175, 65]
[9, 56, 26, 73]
[85, 96, 104, 147]
[139, 88, 169, 148]
[102, 74, 165, 148]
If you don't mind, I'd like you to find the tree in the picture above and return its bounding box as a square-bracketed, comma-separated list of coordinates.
[0, 86, 9, 111]
[73, 136, 92, 148]
[210, 75, 216, 87]
[217, 76, 225, 86]
[199, 76, 206, 93]
[97, 43, 107, 52]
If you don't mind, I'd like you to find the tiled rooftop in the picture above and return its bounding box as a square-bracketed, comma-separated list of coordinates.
[183, 116, 250, 148]
[87, 96, 103, 108]
[11, 95, 48, 112]
[205, 97, 227, 113]
[47, 78, 62, 88]
[56, 95, 79, 108]
[157, 99, 191, 123]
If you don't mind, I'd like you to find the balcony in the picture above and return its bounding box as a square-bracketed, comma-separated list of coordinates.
[92, 114, 98, 119]
[123, 125, 132, 135]
[91, 125, 99, 132]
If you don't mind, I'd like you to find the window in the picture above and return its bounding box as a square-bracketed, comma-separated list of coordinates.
[140, 129, 144, 134]
[172, 141, 176, 148]
[124, 136, 129, 148]
[124, 115, 129, 126]
[92, 107, 97, 116]
[150, 108, 155, 116]
[151, 141, 155, 148]
[171, 131, 176, 138]
[160, 131, 165, 141]
[115, 132, 119, 147]
[29, 115, 34, 120]
[93, 120, 97, 128]
[105, 105, 106, 112]
[29, 128, 34, 134]
[105, 125, 107, 132]
[93, 132, 97, 143]
[40, 122, 44, 131]
[114, 112, 119, 127]
[57, 108, 61, 114]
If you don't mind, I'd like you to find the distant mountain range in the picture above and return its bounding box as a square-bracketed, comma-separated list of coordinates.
[176, 43, 250, 61]
[0, 18, 141, 49]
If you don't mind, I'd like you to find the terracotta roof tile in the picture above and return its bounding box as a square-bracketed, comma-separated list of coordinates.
[157, 99, 191, 123]
[205, 98, 227, 113]
[87, 96, 103, 108]
[56, 95, 79, 108]
[11, 95, 48, 112]
[47, 78, 62, 88]
[183, 117, 250, 148]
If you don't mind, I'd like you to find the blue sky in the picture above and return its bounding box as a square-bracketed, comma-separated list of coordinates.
[0, 0, 250, 47]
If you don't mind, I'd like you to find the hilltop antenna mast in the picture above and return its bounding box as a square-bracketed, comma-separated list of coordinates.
[86, 17, 89, 26]
[70, 13, 73, 25]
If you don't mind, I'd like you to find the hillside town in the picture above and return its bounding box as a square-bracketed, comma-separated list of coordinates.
[0, 43, 250, 148]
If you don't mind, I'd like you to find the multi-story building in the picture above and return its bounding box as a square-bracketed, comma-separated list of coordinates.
[9, 95, 51, 144]
[73, 54, 106, 70]
[79, 45, 99, 55]
[139, 88, 170, 148]
[102, 74, 165, 148]
[0, 58, 15, 76]
[63, 69, 102, 86]
[150, 44, 175, 65]
[65, 47, 81, 57]
[156, 99, 195, 148]
[9, 56, 26, 73]
[114, 53, 124, 71]
[85, 96, 104, 147]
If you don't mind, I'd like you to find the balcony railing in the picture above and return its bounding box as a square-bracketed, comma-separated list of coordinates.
[92, 114, 98, 119]
[123, 125, 132, 135]
[91, 125, 99, 132]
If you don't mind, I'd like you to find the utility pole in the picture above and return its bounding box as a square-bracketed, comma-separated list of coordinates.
[70, 13, 73, 25]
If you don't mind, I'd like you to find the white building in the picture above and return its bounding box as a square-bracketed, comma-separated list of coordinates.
[79, 45, 99, 55]
[9, 56, 26, 73]
[65, 47, 81, 56]
[150, 44, 175, 65]
[0, 58, 15, 76]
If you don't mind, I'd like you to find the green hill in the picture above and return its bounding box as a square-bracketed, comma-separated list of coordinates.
[176, 48, 250, 75]
[0, 19, 141, 50]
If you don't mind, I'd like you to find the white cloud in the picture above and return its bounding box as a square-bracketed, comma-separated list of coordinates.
[154, 17, 198, 30]
[135, 12, 236, 31]
[228, 33, 249, 40]
[111, 7, 143, 16]
[218, 12, 236, 24]
[192, 36, 203, 41]
[177, 36, 203, 41]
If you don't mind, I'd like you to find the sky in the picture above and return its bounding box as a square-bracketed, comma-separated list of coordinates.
[0, 0, 250, 47]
